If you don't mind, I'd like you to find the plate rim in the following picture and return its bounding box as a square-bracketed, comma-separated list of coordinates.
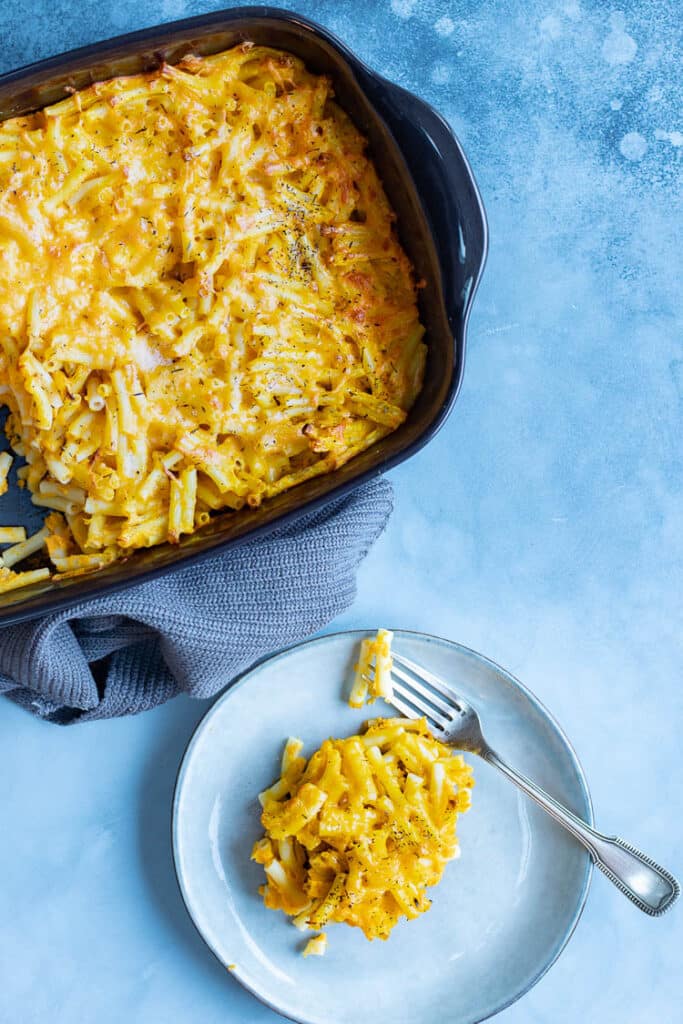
[171, 628, 594, 1024]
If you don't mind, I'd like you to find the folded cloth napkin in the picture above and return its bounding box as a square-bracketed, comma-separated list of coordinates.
[0, 479, 392, 723]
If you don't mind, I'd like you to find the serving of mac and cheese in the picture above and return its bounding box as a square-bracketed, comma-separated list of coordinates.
[0, 44, 425, 589]
[252, 717, 474, 950]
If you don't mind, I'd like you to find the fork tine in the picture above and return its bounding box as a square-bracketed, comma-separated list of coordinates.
[392, 652, 462, 706]
[391, 680, 449, 732]
[390, 663, 454, 717]
[387, 690, 420, 721]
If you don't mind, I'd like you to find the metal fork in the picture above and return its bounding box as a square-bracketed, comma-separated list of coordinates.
[378, 650, 679, 917]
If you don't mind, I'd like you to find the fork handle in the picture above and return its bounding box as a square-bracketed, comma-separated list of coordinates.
[482, 747, 679, 916]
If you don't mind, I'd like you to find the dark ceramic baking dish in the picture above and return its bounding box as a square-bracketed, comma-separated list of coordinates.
[0, 5, 487, 625]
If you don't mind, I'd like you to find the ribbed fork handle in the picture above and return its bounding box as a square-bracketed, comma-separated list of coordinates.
[482, 747, 679, 916]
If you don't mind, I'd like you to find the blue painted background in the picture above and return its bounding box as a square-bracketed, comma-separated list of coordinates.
[1, 2, 681, 1022]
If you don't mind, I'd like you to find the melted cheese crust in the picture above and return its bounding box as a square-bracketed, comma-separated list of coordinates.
[0, 45, 425, 577]
[252, 717, 474, 944]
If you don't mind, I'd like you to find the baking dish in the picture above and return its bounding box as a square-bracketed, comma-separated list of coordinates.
[0, 5, 487, 625]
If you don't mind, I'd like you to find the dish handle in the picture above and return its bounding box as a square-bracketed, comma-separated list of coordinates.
[357, 71, 488, 333]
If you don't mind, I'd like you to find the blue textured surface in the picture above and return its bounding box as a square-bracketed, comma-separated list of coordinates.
[1, 2, 681, 1022]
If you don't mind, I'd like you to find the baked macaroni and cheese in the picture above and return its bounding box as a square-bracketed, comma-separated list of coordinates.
[252, 717, 474, 950]
[0, 44, 425, 589]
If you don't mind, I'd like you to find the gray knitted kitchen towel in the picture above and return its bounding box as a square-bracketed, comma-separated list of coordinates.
[0, 478, 392, 723]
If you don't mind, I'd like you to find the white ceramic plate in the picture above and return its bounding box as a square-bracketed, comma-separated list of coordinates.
[172, 630, 593, 1024]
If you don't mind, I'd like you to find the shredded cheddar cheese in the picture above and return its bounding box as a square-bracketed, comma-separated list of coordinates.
[252, 718, 474, 947]
[0, 44, 425, 588]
